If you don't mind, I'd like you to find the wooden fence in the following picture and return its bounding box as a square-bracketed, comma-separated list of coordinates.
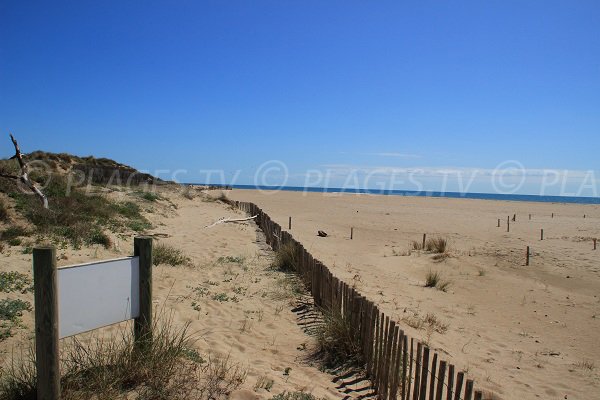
[236, 201, 484, 400]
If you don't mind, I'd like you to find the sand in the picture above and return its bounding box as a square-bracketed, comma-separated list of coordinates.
[0, 188, 342, 399]
[228, 189, 600, 400]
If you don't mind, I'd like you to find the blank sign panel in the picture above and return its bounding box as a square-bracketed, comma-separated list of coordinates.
[58, 257, 140, 339]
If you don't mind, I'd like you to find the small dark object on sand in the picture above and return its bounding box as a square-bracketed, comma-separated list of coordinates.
[317, 230, 328, 237]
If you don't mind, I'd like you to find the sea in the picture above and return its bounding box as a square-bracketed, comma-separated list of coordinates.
[187, 184, 600, 205]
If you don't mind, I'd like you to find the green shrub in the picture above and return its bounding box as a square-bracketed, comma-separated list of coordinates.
[7, 238, 21, 246]
[0, 199, 9, 221]
[0, 299, 32, 341]
[86, 229, 112, 248]
[0, 272, 33, 293]
[0, 226, 28, 242]
[5, 177, 151, 248]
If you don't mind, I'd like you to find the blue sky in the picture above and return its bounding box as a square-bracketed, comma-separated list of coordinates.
[1, 1, 599, 195]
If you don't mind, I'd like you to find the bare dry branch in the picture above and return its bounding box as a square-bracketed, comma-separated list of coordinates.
[1, 133, 49, 208]
[205, 215, 257, 228]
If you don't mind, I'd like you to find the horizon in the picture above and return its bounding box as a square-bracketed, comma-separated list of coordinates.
[1, 1, 599, 197]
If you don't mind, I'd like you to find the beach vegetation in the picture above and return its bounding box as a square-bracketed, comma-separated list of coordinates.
[0, 299, 31, 342]
[3, 175, 151, 248]
[0, 199, 9, 221]
[271, 242, 299, 273]
[425, 237, 448, 253]
[271, 391, 327, 400]
[314, 308, 363, 369]
[0, 272, 32, 294]
[0, 317, 245, 400]
[153, 243, 191, 266]
[424, 271, 451, 292]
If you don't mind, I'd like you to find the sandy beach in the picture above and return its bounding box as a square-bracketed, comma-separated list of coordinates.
[228, 189, 600, 400]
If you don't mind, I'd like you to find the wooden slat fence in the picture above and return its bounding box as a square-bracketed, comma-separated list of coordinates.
[236, 201, 484, 400]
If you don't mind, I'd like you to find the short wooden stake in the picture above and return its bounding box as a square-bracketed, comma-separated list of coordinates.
[507, 219, 510, 232]
[594, 238, 597, 250]
[497, 218, 500, 227]
[33, 246, 60, 400]
[529, 214, 531, 220]
[552, 213, 554, 218]
[288, 216, 292, 230]
[526, 246, 530, 266]
[350, 227, 353, 240]
[422, 233, 426, 249]
[512, 213, 516, 222]
[541, 229, 544, 241]
[134, 236, 153, 352]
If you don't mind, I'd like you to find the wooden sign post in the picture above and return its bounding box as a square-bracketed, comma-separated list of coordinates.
[134, 237, 153, 351]
[33, 236, 153, 400]
[33, 247, 60, 400]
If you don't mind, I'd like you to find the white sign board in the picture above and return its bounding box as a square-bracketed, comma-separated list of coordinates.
[58, 257, 140, 339]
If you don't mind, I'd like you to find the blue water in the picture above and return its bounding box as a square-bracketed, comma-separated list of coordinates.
[189, 184, 600, 205]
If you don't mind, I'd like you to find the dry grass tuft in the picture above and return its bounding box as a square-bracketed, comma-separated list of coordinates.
[153, 243, 191, 267]
[424, 271, 451, 292]
[402, 312, 449, 334]
[574, 359, 595, 371]
[425, 237, 448, 253]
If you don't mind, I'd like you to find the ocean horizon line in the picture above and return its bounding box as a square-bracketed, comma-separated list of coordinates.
[184, 183, 600, 205]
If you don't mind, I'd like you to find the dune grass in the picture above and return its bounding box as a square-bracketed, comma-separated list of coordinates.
[271, 242, 299, 273]
[313, 308, 363, 369]
[424, 271, 451, 292]
[153, 243, 191, 267]
[425, 237, 448, 253]
[0, 318, 246, 400]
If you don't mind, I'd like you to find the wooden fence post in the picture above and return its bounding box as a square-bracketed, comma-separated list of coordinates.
[552, 213, 554, 218]
[422, 233, 427, 250]
[529, 214, 531, 220]
[541, 229, 544, 240]
[289, 216, 292, 230]
[134, 236, 153, 351]
[594, 238, 597, 250]
[33, 246, 60, 400]
[351, 227, 354, 240]
[526, 246, 530, 266]
[497, 218, 500, 227]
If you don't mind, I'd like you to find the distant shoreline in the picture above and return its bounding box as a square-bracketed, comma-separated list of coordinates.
[185, 183, 600, 205]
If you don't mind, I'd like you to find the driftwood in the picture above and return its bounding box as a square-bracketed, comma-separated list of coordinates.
[205, 215, 257, 228]
[317, 230, 328, 237]
[0, 134, 48, 208]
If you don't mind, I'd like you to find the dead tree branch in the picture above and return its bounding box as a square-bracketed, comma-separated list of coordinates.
[205, 215, 257, 228]
[0, 133, 49, 208]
